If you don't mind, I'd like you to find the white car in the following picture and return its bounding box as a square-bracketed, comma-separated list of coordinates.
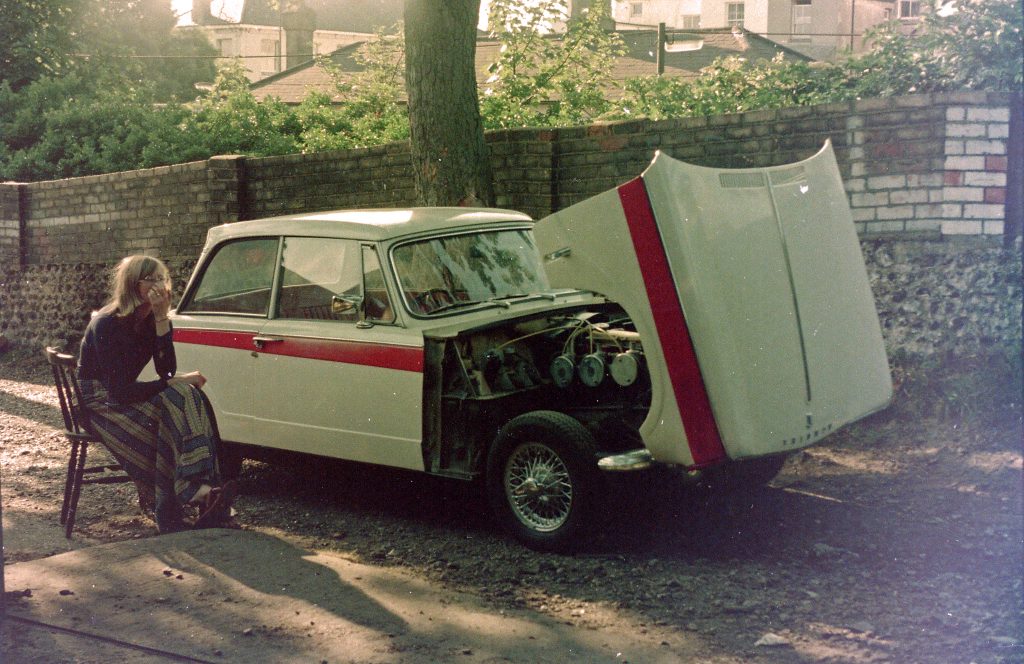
[169, 141, 891, 551]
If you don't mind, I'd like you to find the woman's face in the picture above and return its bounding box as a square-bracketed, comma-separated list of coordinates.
[136, 270, 170, 300]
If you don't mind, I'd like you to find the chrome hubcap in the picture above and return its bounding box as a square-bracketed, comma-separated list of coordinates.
[505, 442, 573, 532]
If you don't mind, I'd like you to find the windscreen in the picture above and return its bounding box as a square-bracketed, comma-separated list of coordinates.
[392, 229, 549, 315]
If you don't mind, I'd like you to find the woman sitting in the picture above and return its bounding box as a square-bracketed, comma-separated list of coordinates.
[77, 254, 236, 533]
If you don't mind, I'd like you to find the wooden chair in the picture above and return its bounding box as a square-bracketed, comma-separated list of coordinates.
[45, 346, 134, 538]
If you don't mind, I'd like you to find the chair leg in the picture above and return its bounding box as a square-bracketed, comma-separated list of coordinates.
[60, 440, 81, 526]
[65, 441, 89, 539]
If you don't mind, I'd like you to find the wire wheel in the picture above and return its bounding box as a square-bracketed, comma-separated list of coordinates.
[504, 442, 574, 533]
[487, 410, 600, 551]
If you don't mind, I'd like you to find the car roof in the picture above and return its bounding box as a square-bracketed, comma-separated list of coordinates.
[206, 207, 534, 244]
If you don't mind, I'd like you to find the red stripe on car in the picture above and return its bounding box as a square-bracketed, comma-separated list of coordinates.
[174, 328, 424, 373]
[617, 177, 727, 467]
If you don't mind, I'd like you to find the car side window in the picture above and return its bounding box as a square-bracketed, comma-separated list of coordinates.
[277, 237, 362, 321]
[183, 238, 278, 315]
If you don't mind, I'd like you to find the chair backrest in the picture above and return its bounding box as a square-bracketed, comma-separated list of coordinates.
[45, 346, 90, 436]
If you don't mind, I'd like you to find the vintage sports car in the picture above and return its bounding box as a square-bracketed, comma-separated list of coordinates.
[168, 141, 891, 551]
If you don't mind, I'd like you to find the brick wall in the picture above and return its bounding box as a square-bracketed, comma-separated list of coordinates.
[0, 92, 1020, 357]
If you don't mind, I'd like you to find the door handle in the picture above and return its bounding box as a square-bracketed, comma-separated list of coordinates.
[252, 336, 284, 349]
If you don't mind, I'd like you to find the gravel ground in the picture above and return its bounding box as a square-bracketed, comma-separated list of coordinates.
[2, 349, 1022, 663]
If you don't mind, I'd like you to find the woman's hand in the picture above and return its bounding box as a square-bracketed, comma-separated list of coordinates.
[148, 284, 171, 320]
[168, 371, 207, 389]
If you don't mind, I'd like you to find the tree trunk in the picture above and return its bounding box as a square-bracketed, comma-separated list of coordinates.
[404, 0, 494, 207]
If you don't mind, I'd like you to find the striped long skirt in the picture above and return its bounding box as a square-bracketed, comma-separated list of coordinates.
[80, 380, 221, 509]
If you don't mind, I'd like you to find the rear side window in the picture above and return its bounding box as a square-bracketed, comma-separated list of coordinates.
[182, 238, 278, 315]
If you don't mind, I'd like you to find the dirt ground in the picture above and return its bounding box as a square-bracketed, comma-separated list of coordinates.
[2, 349, 1021, 663]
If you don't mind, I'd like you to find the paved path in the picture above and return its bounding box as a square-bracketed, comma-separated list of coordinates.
[2, 529, 688, 663]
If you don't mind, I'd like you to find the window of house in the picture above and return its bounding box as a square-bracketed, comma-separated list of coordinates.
[727, 3, 745, 27]
[791, 0, 812, 41]
[681, 15, 700, 29]
[898, 0, 920, 18]
[630, 2, 643, 18]
[216, 38, 233, 56]
[261, 39, 281, 75]
[883, 7, 892, 20]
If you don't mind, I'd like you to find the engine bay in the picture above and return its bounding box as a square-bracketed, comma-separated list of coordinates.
[442, 307, 651, 409]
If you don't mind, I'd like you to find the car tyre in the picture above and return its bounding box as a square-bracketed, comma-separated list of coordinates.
[486, 410, 599, 553]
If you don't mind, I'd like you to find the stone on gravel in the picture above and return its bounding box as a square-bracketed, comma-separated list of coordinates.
[754, 633, 791, 647]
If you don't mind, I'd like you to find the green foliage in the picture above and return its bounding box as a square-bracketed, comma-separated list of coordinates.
[0, 72, 189, 181]
[0, 0, 81, 90]
[617, 55, 834, 120]
[1, 0, 1018, 180]
[612, 0, 1021, 121]
[182, 63, 301, 157]
[481, 0, 625, 128]
[75, 0, 217, 101]
[2, 0, 215, 101]
[317, 25, 410, 149]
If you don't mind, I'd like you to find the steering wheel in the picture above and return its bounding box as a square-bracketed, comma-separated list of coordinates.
[414, 287, 455, 313]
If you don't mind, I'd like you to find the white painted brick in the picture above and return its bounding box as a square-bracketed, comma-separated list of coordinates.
[852, 192, 889, 207]
[945, 107, 966, 122]
[946, 123, 987, 138]
[964, 171, 1007, 187]
[964, 139, 1006, 155]
[966, 107, 1009, 122]
[854, 221, 867, 234]
[929, 190, 945, 203]
[942, 219, 983, 235]
[851, 207, 877, 222]
[944, 156, 986, 170]
[942, 203, 964, 218]
[891, 190, 928, 204]
[943, 187, 985, 202]
[848, 146, 864, 160]
[847, 116, 864, 130]
[850, 162, 867, 177]
[877, 205, 914, 220]
[988, 122, 1010, 139]
[944, 139, 965, 155]
[867, 175, 906, 190]
[983, 220, 1005, 235]
[964, 203, 1004, 219]
[905, 219, 941, 232]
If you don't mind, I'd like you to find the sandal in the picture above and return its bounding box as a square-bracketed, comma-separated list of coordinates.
[193, 480, 238, 529]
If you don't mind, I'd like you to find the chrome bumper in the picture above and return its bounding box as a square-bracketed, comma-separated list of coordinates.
[597, 448, 653, 472]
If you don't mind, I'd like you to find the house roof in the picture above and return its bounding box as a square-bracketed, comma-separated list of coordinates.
[251, 28, 811, 105]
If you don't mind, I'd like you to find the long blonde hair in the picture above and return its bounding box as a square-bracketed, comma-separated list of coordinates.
[98, 255, 168, 318]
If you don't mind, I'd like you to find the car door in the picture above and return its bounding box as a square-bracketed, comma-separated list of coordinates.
[251, 236, 426, 470]
[172, 237, 280, 444]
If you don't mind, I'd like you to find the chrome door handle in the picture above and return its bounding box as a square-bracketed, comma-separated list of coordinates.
[252, 336, 284, 349]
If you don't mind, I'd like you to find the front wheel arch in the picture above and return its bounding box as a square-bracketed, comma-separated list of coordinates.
[486, 410, 601, 553]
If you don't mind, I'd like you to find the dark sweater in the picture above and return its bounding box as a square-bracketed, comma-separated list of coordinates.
[78, 312, 176, 404]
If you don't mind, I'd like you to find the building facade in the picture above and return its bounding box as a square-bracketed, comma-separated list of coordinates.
[612, 0, 925, 59]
